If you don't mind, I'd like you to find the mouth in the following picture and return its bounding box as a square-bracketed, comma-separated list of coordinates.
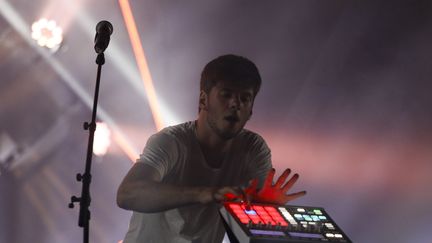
[224, 115, 240, 123]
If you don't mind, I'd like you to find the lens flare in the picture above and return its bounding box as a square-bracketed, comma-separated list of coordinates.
[31, 18, 63, 50]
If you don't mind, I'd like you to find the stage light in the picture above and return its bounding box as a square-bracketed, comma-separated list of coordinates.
[31, 18, 63, 50]
[93, 122, 111, 156]
[0, 132, 20, 175]
[119, 0, 165, 131]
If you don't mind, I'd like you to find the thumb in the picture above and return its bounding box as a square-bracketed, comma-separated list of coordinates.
[245, 179, 258, 195]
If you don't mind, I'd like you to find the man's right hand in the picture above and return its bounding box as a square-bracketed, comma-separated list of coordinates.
[198, 186, 243, 204]
[117, 163, 246, 212]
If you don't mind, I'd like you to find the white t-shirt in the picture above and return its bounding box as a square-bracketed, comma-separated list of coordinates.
[123, 121, 272, 243]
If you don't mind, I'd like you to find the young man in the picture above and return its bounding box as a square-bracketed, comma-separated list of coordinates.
[117, 54, 306, 243]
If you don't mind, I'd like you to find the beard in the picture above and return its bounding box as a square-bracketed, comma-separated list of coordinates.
[206, 105, 244, 140]
[206, 115, 240, 140]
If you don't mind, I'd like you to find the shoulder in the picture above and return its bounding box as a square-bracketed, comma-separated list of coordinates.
[236, 128, 269, 149]
[139, 122, 195, 164]
[160, 121, 195, 136]
[157, 121, 195, 141]
[147, 121, 195, 147]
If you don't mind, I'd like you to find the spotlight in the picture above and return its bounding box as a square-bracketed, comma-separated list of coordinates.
[93, 122, 111, 157]
[31, 18, 63, 50]
[0, 132, 20, 175]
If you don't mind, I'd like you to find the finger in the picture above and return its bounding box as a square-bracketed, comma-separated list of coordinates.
[224, 192, 239, 201]
[213, 191, 225, 202]
[285, 190, 307, 201]
[239, 188, 247, 201]
[248, 178, 256, 187]
[274, 168, 291, 188]
[244, 179, 257, 205]
[263, 168, 276, 188]
[221, 186, 242, 195]
[281, 173, 299, 193]
[214, 187, 240, 202]
[245, 179, 258, 194]
[244, 181, 255, 206]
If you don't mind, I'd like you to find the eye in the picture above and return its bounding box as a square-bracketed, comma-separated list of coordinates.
[220, 90, 232, 98]
[240, 94, 252, 103]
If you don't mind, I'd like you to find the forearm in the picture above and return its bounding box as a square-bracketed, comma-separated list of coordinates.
[117, 180, 212, 213]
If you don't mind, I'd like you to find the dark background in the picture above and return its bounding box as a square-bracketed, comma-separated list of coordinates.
[0, 0, 431, 242]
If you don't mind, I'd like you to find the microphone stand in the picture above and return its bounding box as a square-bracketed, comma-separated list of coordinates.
[69, 52, 106, 243]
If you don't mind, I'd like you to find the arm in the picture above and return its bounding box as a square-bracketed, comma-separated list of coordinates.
[116, 163, 239, 213]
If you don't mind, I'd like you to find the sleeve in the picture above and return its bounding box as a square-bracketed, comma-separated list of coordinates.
[246, 134, 272, 189]
[136, 132, 180, 179]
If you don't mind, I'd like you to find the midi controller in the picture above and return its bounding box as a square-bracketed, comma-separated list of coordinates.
[220, 202, 351, 243]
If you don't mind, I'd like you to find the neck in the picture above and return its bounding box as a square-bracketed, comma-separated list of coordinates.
[195, 116, 232, 153]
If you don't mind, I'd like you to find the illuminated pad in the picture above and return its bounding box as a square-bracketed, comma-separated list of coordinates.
[221, 202, 352, 243]
[227, 203, 288, 226]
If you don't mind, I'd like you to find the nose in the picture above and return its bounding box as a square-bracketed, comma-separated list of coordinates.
[228, 95, 241, 110]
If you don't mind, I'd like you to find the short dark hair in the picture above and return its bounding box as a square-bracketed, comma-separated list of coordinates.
[200, 54, 262, 96]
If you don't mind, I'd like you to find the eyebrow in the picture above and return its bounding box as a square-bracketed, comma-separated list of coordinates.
[220, 87, 253, 93]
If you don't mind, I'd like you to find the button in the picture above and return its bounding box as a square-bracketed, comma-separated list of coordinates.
[325, 223, 335, 230]
[334, 233, 343, 238]
[302, 215, 312, 221]
[326, 233, 335, 238]
[313, 209, 323, 215]
[311, 215, 320, 221]
[278, 207, 288, 214]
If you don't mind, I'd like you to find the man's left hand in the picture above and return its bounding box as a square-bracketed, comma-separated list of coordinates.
[244, 168, 306, 205]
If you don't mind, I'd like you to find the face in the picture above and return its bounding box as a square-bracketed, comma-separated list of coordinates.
[200, 81, 255, 140]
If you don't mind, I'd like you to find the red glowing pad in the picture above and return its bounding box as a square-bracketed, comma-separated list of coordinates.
[227, 203, 288, 226]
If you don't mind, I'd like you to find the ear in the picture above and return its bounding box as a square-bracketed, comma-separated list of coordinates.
[248, 98, 255, 120]
[199, 91, 208, 111]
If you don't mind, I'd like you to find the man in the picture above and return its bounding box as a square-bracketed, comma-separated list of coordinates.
[117, 54, 306, 243]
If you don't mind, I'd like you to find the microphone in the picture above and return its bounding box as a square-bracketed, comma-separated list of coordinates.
[94, 20, 113, 53]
